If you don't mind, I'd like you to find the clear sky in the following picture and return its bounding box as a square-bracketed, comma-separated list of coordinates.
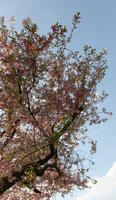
[0, 0, 116, 199]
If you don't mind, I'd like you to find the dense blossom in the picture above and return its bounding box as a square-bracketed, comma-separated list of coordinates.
[0, 13, 111, 199]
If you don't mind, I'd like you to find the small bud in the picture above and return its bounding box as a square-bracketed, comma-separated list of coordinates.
[102, 48, 108, 54]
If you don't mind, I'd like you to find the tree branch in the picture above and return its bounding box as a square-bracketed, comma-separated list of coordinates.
[50, 104, 84, 143]
[0, 144, 57, 195]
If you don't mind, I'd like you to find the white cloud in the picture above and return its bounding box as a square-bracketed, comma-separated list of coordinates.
[77, 162, 116, 200]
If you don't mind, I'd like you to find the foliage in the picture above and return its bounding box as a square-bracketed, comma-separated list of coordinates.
[0, 13, 111, 199]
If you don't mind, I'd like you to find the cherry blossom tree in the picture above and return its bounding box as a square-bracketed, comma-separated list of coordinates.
[0, 13, 111, 199]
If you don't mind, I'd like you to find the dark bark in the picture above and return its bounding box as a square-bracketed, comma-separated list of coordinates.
[0, 144, 57, 195]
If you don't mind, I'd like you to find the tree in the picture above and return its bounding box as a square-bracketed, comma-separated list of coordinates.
[0, 13, 111, 199]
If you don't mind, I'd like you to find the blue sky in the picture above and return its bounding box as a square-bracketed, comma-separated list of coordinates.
[0, 0, 116, 199]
